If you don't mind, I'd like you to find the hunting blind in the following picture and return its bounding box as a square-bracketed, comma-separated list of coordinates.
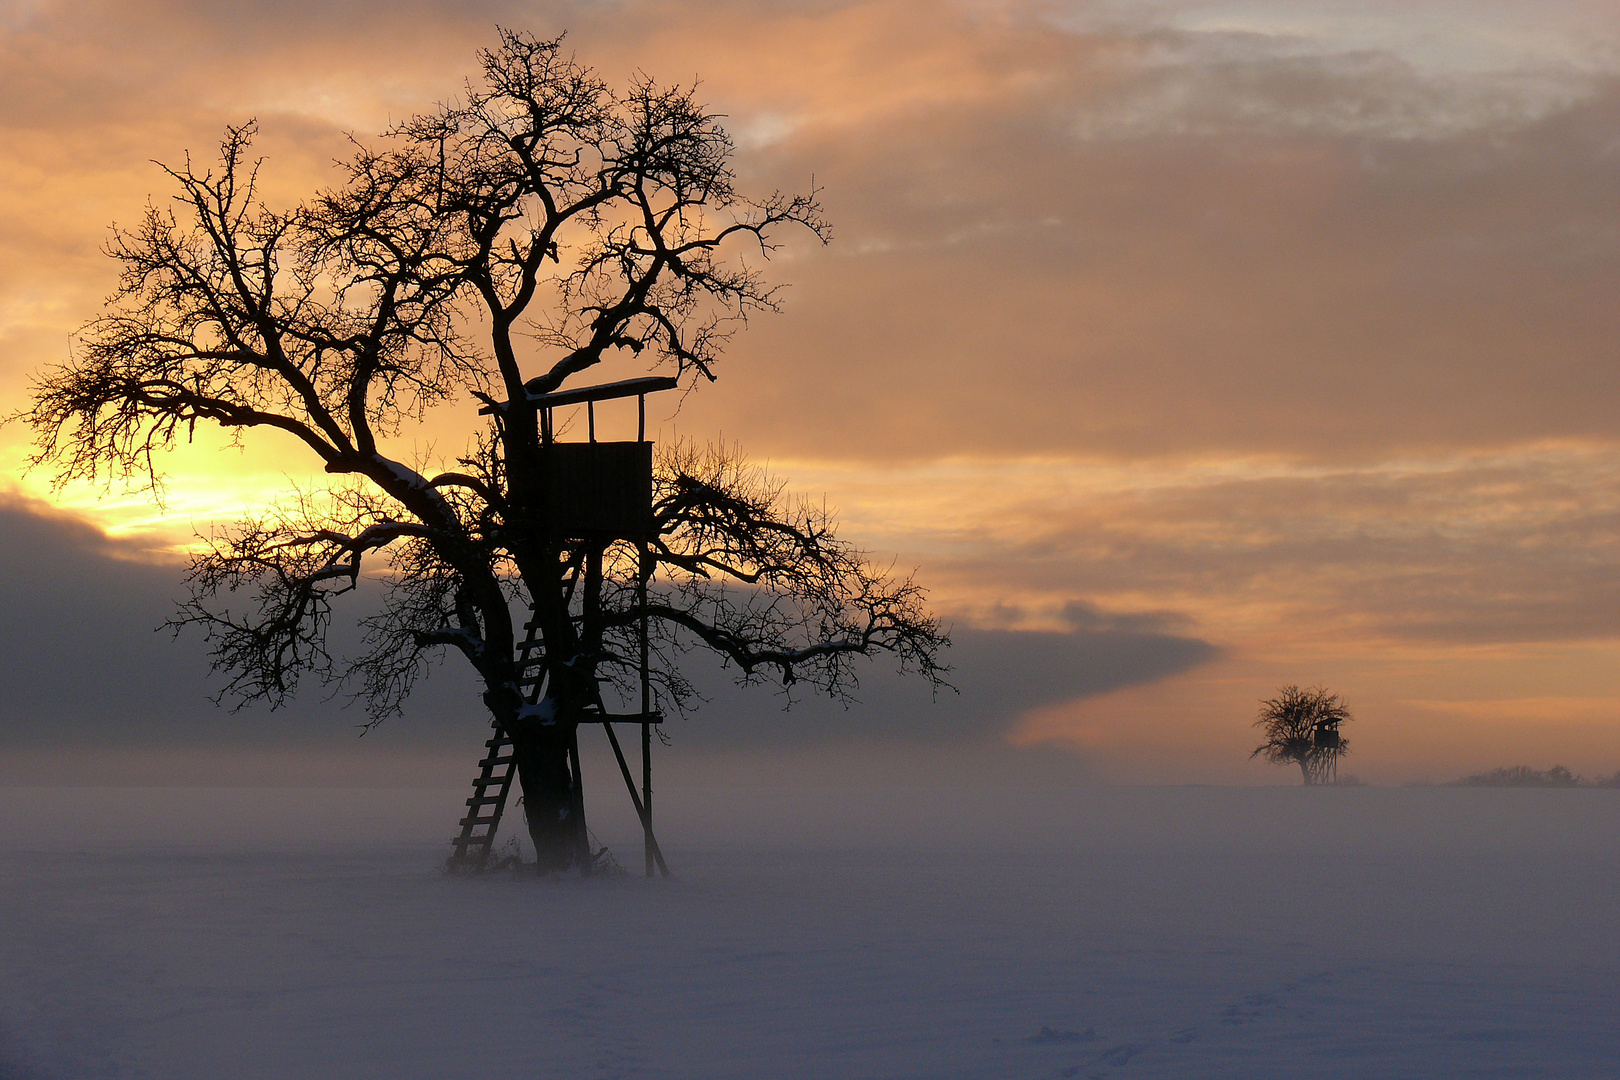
[449, 376, 677, 877]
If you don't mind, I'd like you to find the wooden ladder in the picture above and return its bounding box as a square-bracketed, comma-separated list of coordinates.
[446, 617, 546, 871]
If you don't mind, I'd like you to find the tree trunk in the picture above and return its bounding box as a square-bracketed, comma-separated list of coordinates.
[510, 721, 589, 874]
[1299, 757, 1315, 785]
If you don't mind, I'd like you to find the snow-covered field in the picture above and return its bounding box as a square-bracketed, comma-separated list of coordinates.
[2, 784, 1617, 1079]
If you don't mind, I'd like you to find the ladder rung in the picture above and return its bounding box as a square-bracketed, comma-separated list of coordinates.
[579, 711, 664, 725]
[466, 795, 505, 807]
[477, 756, 515, 769]
[459, 815, 500, 829]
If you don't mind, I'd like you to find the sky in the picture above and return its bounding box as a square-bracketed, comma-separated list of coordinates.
[1, 0, 1619, 785]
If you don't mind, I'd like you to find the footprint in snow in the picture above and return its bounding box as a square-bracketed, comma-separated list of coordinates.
[1095, 1040, 1152, 1067]
[1026, 1025, 1099, 1046]
[1219, 971, 1335, 1026]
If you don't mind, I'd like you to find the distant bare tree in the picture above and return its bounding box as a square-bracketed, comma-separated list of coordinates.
[22, 30, 947, 873]
[1251, 685, 1351, 785]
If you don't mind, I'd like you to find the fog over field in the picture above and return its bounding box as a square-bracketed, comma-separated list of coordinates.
[3, 785, 1617, 1079]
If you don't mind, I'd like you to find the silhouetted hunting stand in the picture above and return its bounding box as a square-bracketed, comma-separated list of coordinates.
[1251, 684, 1352, 785]
[448, 376, 675, 877]
[1312, 718, 1344, 785]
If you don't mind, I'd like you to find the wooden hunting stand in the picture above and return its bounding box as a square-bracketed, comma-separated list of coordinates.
[448, 376, 677, 877]
[1312, 719, 1344, 785]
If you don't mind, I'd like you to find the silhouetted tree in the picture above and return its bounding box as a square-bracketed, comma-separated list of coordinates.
[1251, 685, 1351, 785]
[23, 31, 947, 873]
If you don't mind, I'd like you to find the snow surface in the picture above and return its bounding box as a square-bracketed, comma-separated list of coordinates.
[1, 784, 1617, 1079]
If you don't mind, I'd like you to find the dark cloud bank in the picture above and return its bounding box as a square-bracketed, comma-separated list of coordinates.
[0, 496, 1215, 783]
[672, 616, 1216, 750]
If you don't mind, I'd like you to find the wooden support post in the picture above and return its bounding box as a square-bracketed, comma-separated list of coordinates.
[642, 720, 653, 877]
[639, 534, 654, 877]
[568, 725, 589, 875]
[587, 400, 595, 442]
[603, 722, 670, 877]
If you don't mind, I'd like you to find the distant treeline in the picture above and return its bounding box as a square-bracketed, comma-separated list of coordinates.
[1451, 765, 1620, 788]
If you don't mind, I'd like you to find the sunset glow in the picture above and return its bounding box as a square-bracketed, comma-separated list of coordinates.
[4, 0, 1619, 783]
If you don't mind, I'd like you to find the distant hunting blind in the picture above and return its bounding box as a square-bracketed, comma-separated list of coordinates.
[453, 376, 677, 876]
[1309, 713, 1346, 783]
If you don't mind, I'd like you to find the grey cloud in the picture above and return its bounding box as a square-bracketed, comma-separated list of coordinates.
[0, 495, 487, 752]
[664, 620, 1220, 749]
[1073, 30, 1599, 140]
[0, 496, 1217, 756]
[1057, 599, 1194, 635]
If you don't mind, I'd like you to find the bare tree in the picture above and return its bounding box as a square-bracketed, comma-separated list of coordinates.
[22, 31, 947, 873]
[1250, 685, 1351, 785]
